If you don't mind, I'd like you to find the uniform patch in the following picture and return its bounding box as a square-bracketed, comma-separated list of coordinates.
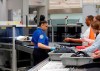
[39, 35, 44, 39]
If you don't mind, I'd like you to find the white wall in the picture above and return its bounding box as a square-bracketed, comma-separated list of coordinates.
[82, 4, 97, 33]
[50, 13, 82, 23]
[0, 0, 23, 21]
[98, 8, 100, 14]
[50, 4, 99, 33]
[7, 0, 23, 10]
[0, 0, 8, 65]
[0, 0, 8, 21]
[7, 0, 23, 21]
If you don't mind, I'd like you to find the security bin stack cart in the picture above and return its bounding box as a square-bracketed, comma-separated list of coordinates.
[0, 25, 17, 71]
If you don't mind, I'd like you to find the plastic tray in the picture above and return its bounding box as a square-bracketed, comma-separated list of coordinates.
[48, 47, 76, 61]
[48, 51, 66, 61]
[60, 53, 92, 66]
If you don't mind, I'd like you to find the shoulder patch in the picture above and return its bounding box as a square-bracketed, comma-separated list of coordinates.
[39, 35, 44, 39]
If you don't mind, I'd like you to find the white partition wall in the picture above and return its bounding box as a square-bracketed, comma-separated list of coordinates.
[29, 0, 45, 6]
[22, 0, 29, 25]
[82, 4, 97, 33]
[7, 0, 23, 10]
[0, 0, 8, 66]
[37, 0, 49, 21]
[29, 0, 49, 22]
[0, 0, 8, 21]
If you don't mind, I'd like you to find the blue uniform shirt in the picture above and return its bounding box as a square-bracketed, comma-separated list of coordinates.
[31, 28, 49, 48]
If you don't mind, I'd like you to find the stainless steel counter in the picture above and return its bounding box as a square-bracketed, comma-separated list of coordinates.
[28, 58, 87, 71]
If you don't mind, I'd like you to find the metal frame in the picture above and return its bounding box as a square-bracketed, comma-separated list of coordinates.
[0, 25, 17, 71]
[50, 24, 82, 42]
[12, 26, 17, 71]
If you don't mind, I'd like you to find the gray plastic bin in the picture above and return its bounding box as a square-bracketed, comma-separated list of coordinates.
[48, 51, 64, 61]
[60, 53, 93, 66]
[48, 47, 76, 61]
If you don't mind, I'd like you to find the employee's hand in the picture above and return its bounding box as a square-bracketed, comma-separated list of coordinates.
[50, 47, 56, 51]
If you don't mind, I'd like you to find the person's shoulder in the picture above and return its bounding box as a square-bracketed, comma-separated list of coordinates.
[97, 33, 100, 37]
[96, 33, 100, 40]
[34, 28, 43, 34]
[34, 29, 40, 33]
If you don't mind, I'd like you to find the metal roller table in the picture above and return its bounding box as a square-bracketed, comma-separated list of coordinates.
[28, 42, 100, 71]
[28, 58, 100, 71]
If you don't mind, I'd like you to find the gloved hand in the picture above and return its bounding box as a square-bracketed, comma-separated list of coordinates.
[50, 47, 56, 51]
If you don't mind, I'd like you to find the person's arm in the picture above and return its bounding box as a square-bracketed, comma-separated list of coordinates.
[64, 38, 82, 43]
[83, 37, 94, 44]
[69, 38, 82, 43]
[31, 39, 50, 49]
[63, 28, 90, 43]
[82, 39, 100, 53]
[38, 43, 50, 49]
[38, 34, 55, 50]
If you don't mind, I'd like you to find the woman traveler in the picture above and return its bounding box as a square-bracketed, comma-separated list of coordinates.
[81, 21, 100, 54]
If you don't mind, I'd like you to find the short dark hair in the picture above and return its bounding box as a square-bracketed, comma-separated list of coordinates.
[91, 21, 100, 30]
[87, 15, 94, 21]
[38, 20, 48, 27]
[95, 15, 100, 21]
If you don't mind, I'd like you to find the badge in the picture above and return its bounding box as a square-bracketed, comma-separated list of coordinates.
[39, 35, 44, 39]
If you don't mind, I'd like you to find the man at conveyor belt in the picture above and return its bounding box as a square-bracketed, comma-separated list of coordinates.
[64, 15, 95, 46]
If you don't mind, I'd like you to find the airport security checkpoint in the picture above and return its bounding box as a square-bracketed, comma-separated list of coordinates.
[0, 0, 100, 71]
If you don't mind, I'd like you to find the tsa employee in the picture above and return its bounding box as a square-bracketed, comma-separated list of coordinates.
[31, 21, 55, 66]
